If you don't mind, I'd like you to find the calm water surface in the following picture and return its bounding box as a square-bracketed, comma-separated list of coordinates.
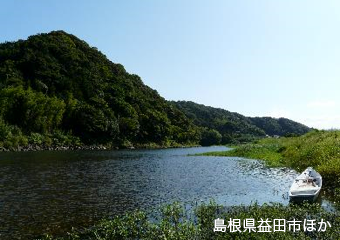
[0, 146, 332, 239]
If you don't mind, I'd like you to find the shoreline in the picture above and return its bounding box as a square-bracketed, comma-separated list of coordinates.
[0, 143, 201, 152]
[199, 131, 340, 201]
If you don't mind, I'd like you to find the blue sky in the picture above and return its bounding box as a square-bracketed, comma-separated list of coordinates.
[1, 0, 340, 129]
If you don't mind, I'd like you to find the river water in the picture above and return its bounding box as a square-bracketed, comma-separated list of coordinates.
[0, 146, 332, 239]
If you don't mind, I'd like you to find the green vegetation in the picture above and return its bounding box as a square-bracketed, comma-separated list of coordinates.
[203, 130, 340, 191]
[202, 138, 284, 167]
[200, 129, 222, 146]
[0, 31, 200, 149]
[40, 201, 339, 239]
[250, 117, 311, 136]
[172, 101, 310, 145]
[0, 31, 311, 149]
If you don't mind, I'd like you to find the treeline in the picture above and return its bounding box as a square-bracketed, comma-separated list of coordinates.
[172, 101, 311, 145]
[249, 117, 311, 136]
[0, 31, 310, 149]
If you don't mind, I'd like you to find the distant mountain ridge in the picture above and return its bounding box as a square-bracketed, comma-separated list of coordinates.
[0, 31, 311, 148]
[171, 101, 311, 144]
[249, 116, 311, 136]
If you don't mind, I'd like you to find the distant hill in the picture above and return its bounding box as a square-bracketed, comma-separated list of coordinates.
[0, 31, 311, 149]
[249, 117, 311, 136]
[171, 101, 311, 144]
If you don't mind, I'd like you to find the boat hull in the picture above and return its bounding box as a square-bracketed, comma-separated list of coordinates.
[289, 167, 322, 202]
[289, 191, 320, 202]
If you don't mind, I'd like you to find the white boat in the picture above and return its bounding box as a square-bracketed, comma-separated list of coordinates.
[289, 167, 322, 201]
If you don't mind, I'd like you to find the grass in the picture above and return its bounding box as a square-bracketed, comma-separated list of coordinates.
[201, 130, 340, 206]
[202, 130, 340, 190]
[39, 201, 340, 240]
[203, 140, 284, 167]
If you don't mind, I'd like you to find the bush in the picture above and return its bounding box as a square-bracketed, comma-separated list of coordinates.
[29, 132, 45, 145]
[200, 129, 222, 146]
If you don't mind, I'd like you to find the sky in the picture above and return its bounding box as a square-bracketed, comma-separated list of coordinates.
[1, 0, 340, 129]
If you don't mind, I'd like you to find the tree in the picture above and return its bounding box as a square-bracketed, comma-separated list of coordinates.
[0, 86, 65, 133]
[200, 129, 222, 146]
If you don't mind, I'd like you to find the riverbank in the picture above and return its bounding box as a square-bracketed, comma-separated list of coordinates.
[0, 144, 109, 152]
[0, 119, 200, 152]
[41, 201, 339, 239]
[202, 130, 340, 200]
[0, 140, 200, 152]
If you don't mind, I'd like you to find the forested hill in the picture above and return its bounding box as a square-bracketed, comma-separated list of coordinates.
[171, 101, 311, 144]
[0, 31, 310, 149]
[249, 117, 311, 136]
[0, 30, 199, 148]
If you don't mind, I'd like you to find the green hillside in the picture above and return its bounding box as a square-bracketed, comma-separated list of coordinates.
[249, 116, 311, 136]
[172, 101, 311, 144]
[0, 31, 311, 149]
[0, 31, 199, 148]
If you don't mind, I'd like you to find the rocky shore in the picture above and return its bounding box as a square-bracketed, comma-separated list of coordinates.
[0, 144, 109, 152]
[0, 143, 199, 152]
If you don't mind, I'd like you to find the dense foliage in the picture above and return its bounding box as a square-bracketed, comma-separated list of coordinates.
[40, 201, 339, 239]
[249, 117, 311, 137]
[0, 31, 311, 148]
[0, 31, 199, 148]
[172, 101, 311, 144]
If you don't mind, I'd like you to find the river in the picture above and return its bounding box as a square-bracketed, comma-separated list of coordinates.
[0, 146, 332, 239]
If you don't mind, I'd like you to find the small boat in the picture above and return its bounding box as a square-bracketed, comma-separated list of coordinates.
[289, 167, 322, 202]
